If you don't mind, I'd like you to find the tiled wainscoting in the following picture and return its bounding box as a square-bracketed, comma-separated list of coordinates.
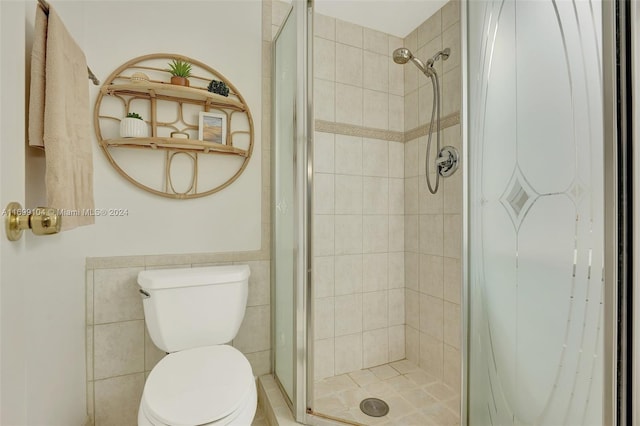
[85, 256, 271, 426]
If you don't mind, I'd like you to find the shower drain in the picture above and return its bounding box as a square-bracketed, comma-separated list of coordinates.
[359, 398, 389, 417]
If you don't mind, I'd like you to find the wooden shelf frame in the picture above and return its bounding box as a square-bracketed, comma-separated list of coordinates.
[93, 53, 254, 199]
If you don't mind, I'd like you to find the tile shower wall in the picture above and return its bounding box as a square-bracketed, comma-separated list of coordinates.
[403, 0, 462, 391]
[312, 12, 407, 380]
[85, 259, 271, 426]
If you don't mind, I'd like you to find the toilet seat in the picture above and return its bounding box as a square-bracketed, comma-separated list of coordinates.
[141, 345, 254, 426]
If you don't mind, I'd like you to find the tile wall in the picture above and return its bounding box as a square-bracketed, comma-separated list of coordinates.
[311, 12, 407, 380]
[402, 0, 462, 390]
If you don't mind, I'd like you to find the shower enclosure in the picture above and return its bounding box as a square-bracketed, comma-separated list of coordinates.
[271, 0, 628, 424]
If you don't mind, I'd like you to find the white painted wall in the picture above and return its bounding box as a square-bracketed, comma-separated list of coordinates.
[1, 1, 262, 423]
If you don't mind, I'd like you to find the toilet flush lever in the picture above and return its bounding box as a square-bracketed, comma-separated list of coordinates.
[139, 289, 151, 299]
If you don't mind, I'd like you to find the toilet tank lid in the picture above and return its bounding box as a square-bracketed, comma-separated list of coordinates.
[138, 265, 250, 290]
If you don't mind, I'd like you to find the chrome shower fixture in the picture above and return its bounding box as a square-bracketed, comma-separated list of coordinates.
[392, 47, 450, 77]
[392, 46, 458, 194]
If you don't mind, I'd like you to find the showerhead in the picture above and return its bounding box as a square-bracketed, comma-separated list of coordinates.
[392, 47, 413, 65]
[392, 47, 430, 75]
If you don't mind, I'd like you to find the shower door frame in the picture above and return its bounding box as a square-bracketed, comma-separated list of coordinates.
[270, 0, 314, 423]
[460, 0, 632, 424]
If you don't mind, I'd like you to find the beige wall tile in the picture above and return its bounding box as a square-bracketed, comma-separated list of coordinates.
[315, 297, 335, 340]
[87, 381, 94, 424]
[94, 373, 144, 426]
[388, 288, 405, 326]
[404, 213, 419, 252]
[335, 134, 363, 175]
[94, 321, 144, 380]
[388, 252, 405, 289]
[86, 327, 94, 382]
[388, 94, 405, 132]
[404, 59, 418, 95]
[404, 139, 420, 178]
[420, 174, 444, 214]
[442, 21, 460, 74]
[420, 254, 444, 298]
[404, 177, 419, 216]
[315, 37, 336, 82]
[363, 253, 388, 292]
[334, 215, 363, 255]
[418, 79, 435, 126]
[404, 90, 419, 131]
[363, 51, 389, 92]
[314, 78, 335, 121]
[404, 251, 419, 291]
[335, 83, 363, 126]
[443, 344, 460, 390]
[334, 294, 363, 336]
[388, 142, 404, 178]
[442, 66, 461, 116]
[334, 333, 363, 375]
[314, 131, 335, 174]
[363, 215, 389, 253]
[443, 257, 461, 304]
[363, 291, 388, 331]
[245, 260, 271, 307]
[364, 28, 388, 55]
[336, 43, 363, 87]
[419, 332, 443, 379]
[389, 58, 404, 97]
[271, 1, 291, 29]
[363, 328, 389, 368]
[334, 254, 362, 296]
[315, 338, 335, 380]
[314, 173, 335, 215]
[245, 350, 271, 376]
[336, 20, 363, 48]
[405, 289, 419, 329]
[443, 168, 463, 214]
[420, 294, 443, 340]
[93, 267, 144, 324]
[443, 301, 460, 348]
[405, 325, 419, 363]
[234, 305, 271, 353]
[417, 10, 441, 47]
[363, 177, 389, 214]
[314, 256, 335, 298]
[363, 91, 389, 131]
[420, 214, 444, 256]
[313, 214, 335, 256]
[315, 13, 335, 40]
[363, 138, 389, 177]
[388, 325, 405, 362]
[335, 174, 362, 214]
[441, 0, 460, 31]
[388, 215, 405, 253]
[443, 214, 461, 258]
[389, 179, 404, 216]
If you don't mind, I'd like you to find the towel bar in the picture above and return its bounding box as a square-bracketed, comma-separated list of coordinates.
[4, 202, 61, 241]
[36, 0, 100, 85]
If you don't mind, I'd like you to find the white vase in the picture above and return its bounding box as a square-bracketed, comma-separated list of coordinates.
[120, 117, 148, 138]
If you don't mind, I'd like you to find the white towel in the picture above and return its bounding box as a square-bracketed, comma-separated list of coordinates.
[29, 4, 94, 230]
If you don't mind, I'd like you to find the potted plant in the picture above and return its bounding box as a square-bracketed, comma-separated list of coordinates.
[168, 59, 192, 87]
[120, 112, 148, 138]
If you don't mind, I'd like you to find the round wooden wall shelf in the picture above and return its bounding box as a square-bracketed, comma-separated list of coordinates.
[94, 53, 254, 199]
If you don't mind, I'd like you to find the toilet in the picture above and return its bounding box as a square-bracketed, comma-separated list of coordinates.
[137, 265, 257, 426]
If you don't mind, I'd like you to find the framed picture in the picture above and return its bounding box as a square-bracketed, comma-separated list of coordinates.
[198, 111, 227, 144]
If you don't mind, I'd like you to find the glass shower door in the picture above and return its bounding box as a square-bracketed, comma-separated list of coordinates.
[273, 4, 296, 403]
[467, 0, 605, 424]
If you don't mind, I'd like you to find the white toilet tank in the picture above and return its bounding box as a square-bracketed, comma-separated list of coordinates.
[138, 265, 250, 353]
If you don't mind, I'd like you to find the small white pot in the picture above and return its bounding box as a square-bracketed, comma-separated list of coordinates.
[120, 117, 148, 138]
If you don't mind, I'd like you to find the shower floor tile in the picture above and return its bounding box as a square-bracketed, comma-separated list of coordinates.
[313, 360, 460, 426]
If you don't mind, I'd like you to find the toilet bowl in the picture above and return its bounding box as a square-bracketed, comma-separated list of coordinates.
[138, 345, 256, 426]
[136, 265, 256, 426]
